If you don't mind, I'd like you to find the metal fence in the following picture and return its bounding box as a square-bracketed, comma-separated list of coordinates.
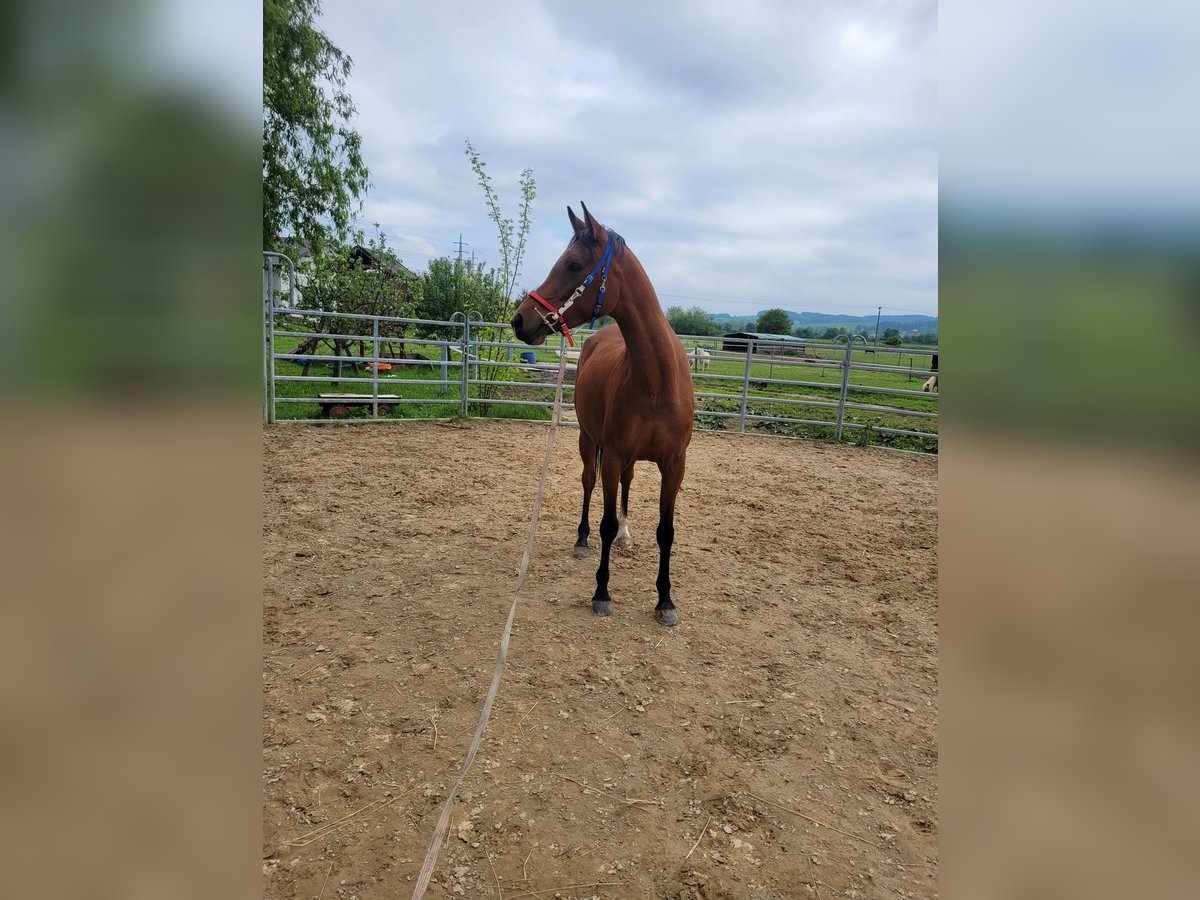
[263, 252, 938, 449]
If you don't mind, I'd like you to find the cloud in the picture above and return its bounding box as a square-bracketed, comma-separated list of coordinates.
[941, 0, 1200, 217]
[318, 0, 938, 315]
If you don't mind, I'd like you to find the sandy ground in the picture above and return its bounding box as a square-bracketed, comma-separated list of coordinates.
[263, 420, 938, 899]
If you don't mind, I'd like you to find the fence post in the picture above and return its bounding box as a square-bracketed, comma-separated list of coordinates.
[440, 342, 449, 396]
[268, 283, 277, 423]
[468, 312, 482, 381]
[262, 257, 271, 424]
[835, 334, 866, 441]
[460, 316, 470, 418]
[739, 339, 754, 434]
[262, 252, 299, 424]
[371, 316, 380, 419]
[261, 252, 293, 425]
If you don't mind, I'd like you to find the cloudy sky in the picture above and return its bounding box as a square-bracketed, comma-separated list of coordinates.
[317, 0, 938, 318]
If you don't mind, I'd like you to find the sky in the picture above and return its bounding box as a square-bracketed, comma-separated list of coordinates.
[940, 0, 1200, 223]
[316, 0, 938, 318]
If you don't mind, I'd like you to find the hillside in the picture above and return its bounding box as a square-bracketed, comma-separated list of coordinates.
[713, 310, 938, 333]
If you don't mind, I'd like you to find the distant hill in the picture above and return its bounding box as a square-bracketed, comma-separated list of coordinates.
[712, 310, 938, 333]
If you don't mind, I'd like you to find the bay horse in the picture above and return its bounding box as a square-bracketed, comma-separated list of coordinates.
[511, 204, 694, 626]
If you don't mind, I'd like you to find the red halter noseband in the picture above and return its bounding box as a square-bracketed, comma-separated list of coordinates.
[527, 289, 575, 347]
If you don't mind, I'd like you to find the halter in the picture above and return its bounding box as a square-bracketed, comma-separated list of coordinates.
[527, 229, 621, 347]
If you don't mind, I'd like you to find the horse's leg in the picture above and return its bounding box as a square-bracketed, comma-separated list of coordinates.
[591, 451, 623, 617]
[615, 464, 634, 550]
[653, 455, 687, 627]
[573, 435, 598, 558]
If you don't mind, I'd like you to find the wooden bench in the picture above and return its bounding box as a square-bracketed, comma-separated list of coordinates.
[317, 393, 401, 418]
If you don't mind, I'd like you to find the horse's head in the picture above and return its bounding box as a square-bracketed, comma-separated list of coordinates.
[511, 203, 624, 346]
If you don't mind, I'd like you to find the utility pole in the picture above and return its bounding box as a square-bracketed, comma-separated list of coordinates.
[873, 306, 882, 346]
[455, 234, 462, 311]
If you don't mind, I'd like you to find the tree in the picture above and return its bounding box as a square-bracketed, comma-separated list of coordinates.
[882, 328, 902, 346]
[822, 326, 848, 341]
[287, 228, 418, 368]
[665, 305, 721, 336]
[463, 142, 536, 402]
[794, 325, 816, 338]
[299, 230, 415, 320]
[755, 308, 792, 335]
[263, 0, 370, 252]
[464, 141, 535, 315]
[417, 257, 505, 337]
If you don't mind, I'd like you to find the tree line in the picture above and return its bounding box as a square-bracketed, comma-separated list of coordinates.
[664, 305, 937, 345]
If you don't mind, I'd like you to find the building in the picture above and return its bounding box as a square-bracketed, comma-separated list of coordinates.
[721, 331, 808, 354]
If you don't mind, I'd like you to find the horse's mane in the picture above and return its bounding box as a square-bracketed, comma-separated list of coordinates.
[572, 228, 626, 258]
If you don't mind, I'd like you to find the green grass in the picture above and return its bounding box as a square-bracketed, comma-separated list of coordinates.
[268, 331, 561, 422]
[266, 326, 938, 452]
[684, 338, 938, 452]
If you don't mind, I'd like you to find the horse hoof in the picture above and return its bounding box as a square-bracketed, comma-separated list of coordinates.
[592, 600, 613, 617]
[614, 537, 632, 551]
[655, 608, 679, 627]
[572, 545, 590, 559]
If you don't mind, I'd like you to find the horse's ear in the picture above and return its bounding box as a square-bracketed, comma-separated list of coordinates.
[579, 201, 604, 243]
[567, 205, 586, 238]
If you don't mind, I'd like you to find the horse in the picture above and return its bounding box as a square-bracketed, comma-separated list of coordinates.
[923, 353, 938, 392]
[511, 204, 695, 626]
[690, 347, 711, 371]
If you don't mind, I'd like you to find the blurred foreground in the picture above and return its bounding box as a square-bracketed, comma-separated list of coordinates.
[1, 1, 260, 897]
[942, 0, 1200, 895]
[943, 437, 1199, 899]
[0, 0, 1197, 897]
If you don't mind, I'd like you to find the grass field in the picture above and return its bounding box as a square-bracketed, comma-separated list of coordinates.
[682, 338, 938, 452]
[266, 323, 938, 452]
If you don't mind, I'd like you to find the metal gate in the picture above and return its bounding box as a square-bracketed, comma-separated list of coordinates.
[263, 253, 937, 449]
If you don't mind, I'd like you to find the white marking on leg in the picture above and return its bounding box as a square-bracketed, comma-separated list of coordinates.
[616, 508, 632, 548]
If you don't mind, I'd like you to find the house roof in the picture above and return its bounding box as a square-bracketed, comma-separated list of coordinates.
[722, 331, 806, 342]
[283, 240, 419, 280]
[349, 245, 419, 280]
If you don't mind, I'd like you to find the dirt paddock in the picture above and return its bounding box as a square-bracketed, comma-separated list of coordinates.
[263, 420, 938, 899]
